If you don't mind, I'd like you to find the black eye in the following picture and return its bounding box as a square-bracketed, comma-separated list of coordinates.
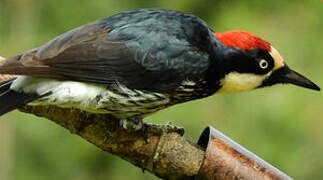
[259, 59, 268, 69]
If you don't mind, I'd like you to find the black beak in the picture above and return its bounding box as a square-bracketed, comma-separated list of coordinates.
[260, 66, 320, 91]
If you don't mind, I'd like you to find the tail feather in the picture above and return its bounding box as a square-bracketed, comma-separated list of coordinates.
[0, 78, 16, 94]
[0, 79, 44, 116]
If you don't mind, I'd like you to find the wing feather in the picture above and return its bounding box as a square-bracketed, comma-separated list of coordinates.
[0, 15, 211, 93]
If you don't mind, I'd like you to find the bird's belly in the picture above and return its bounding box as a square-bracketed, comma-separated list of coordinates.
[96, 88, 170, 118]
[16, 77, 170, 118]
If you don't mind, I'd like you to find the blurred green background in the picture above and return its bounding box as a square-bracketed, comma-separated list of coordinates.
[0, 0, 322, 179]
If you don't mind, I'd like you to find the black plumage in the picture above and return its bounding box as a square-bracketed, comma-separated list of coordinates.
[0, 79, 15, 94]
[0, 9, 216, 93]
[0, 79, 44, 116]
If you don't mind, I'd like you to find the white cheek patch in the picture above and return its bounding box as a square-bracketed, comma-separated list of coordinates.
[217, 72, 271, 93]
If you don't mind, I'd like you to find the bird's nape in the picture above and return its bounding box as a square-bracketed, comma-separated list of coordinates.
[259, 65, 320, 91]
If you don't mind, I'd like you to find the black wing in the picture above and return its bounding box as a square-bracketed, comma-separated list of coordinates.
[0, 9, 212, 93]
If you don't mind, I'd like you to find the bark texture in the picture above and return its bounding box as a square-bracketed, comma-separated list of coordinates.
[19, 105, 205, 180]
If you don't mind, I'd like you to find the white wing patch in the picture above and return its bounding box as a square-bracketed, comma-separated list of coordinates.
[217, 72, 271, 93]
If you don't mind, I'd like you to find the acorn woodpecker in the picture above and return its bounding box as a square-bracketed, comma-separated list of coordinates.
[0, 9, 320, 129]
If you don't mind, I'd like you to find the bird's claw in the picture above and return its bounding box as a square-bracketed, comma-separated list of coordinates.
[119, 117, 143, 131]
[143, 121, 185, 136]
[120, 118, 184, 143]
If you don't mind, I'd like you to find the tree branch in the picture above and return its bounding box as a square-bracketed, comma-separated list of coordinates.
[18, 105, 293, 180]
[19, 105, 204, 180]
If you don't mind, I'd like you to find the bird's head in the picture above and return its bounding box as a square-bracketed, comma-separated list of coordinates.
[212, 31, 320, 93]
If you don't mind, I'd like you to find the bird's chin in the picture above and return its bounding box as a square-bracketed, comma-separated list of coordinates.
[259, 66, 320, 91]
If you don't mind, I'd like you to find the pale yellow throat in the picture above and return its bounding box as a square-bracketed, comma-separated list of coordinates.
[217, 72, 271, 93]
[217, 46, 285, 93]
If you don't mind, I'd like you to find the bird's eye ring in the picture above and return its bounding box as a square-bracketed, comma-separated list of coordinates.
[259, 59, 268, 69]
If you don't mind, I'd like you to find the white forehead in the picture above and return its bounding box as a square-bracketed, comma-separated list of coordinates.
[270, 46, 285, 70]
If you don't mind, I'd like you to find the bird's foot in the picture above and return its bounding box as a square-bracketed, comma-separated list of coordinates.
[119, 117, 143, 131]
[120, 118, 185, 143]
[143, 121, 185, 136]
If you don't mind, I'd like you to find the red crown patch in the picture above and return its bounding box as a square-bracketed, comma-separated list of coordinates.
[214, 31, 271, 52]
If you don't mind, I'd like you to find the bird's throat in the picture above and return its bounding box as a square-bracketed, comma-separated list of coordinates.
[217, 72, 270, 93]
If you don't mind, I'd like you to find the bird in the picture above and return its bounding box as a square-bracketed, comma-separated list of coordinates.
[0, 9, 320, 130]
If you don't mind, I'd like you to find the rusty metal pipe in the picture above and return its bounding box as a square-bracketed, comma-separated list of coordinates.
[195, 126, 293, 180]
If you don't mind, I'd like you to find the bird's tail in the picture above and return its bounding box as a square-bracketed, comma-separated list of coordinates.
[0, 55, 50, 116]
[0, 78, 44, 116]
